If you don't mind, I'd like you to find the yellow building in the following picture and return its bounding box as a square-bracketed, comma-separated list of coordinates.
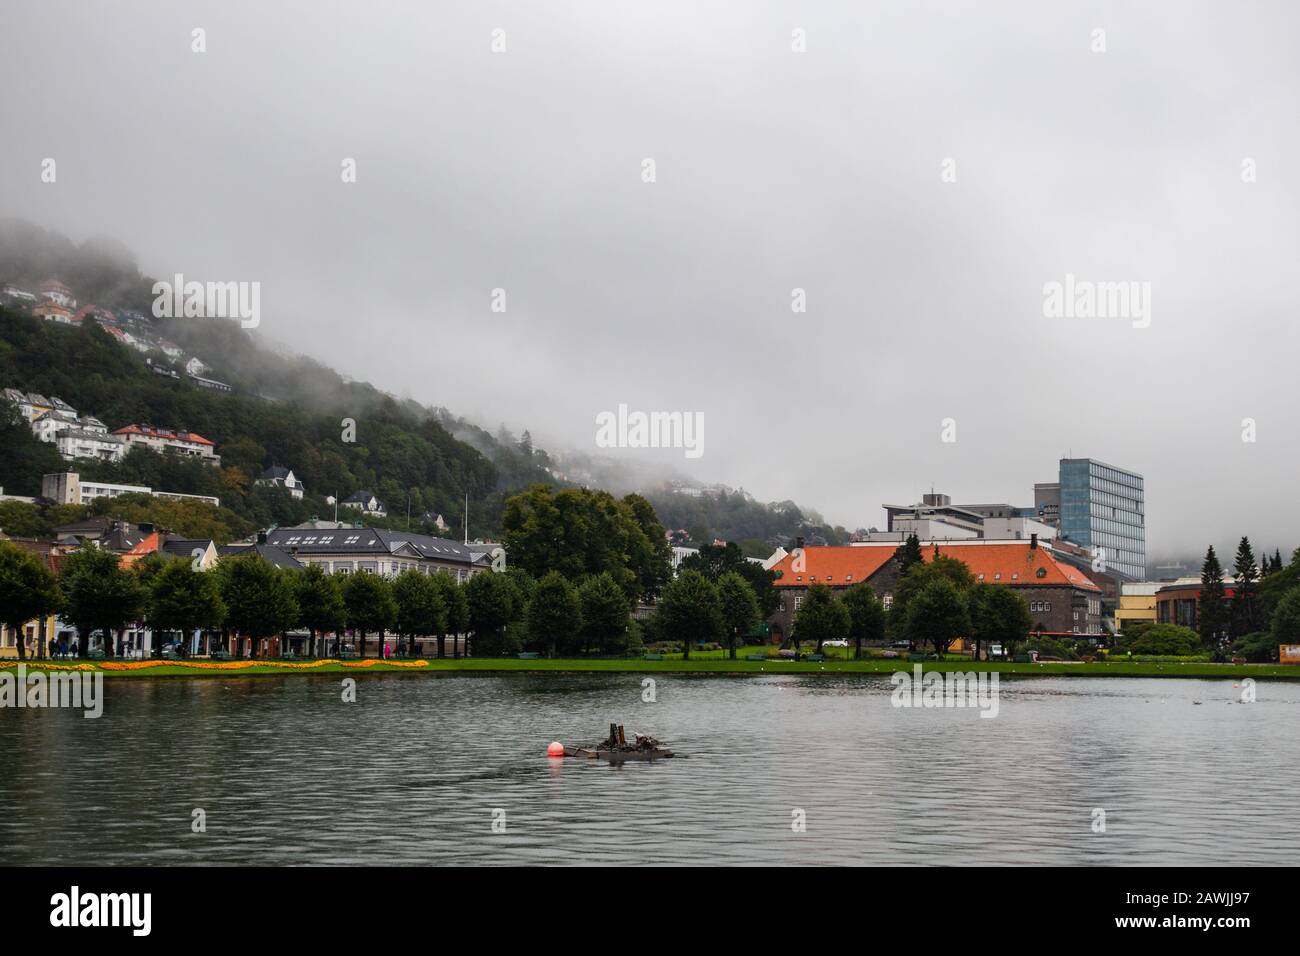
[0, 614, 61, 659]
[1115, 582, 1159, 635]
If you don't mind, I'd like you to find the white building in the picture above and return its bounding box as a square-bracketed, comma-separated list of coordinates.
[54, 429, 127, 463]
[42, 472, 219, 508]
[340, 490, 386, 516]
[257, 466, 305, 499]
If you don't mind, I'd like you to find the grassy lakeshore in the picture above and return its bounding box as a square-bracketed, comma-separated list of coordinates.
[3, 657, 1297, 680]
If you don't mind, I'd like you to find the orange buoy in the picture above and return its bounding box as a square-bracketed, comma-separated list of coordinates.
[547, 741, 565, 758]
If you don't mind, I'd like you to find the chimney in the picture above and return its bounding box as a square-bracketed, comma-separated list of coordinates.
[1030, 533, 1038, 550]
[257, 530, 268, 545]
[795, 535, 805, 550]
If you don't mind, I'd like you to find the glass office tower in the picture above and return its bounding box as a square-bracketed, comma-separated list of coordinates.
[1058, 458, 1145, 579]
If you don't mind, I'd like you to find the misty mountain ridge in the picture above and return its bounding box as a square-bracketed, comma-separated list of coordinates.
[0, 217, 836, 548]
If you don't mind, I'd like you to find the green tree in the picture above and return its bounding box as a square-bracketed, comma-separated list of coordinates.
[792, 581, 850, 653]
[841, 582, 886, 659]
[654, 570, 723, 660]
[1129, 623, 1201, 656]
[0, 541, 62, 660]
[443, 578, 469, 658]
[0, 402, 65, 497]
[968, 583, 1033, 660]
[906, 577, 971, 657]
[680, 541, 780, 617]
[578, 572, 632, 656]
[392, 568, 440, 657]
[425, 573, 457, 658]
[342, 572, 396, 658]
[146, 559, 225, 656]
[525, 572, 582, 657]
[622, 492, 674, 601]
[295, 563, 345, 656]
[716, 571, 761, 659]
[218, 556, 299, 657]
[895, 533, 923, 577]
[465, 571, 520, 657]
[501, 485, 662, 600]
[1270, 586, 1300, 647]
[1232, 536, 1260, 638]
[891, 555, 976, 646]
[59, 545, 145, 657]
[1198, 545, 1229, 650]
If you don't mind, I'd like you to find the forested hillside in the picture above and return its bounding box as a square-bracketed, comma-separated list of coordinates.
[0, 306, 552, 540]
[0, 218, 843, 549]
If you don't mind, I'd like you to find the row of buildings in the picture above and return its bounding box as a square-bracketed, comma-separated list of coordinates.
[5, 388, 222, 465]
[3, 278, 233, 391]
[765, 457, 1145, 645]
[0, 517, 493, 659]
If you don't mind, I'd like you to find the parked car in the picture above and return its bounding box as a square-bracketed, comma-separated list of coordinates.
[823, 640, 849, 648]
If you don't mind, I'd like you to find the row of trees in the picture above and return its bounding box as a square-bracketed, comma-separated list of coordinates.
[1197, 539, 1300, 660]
[0, 540, 525, 660]
[791, 550, 1034, 659]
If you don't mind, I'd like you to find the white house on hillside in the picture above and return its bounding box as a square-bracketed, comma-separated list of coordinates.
[340, 490, 386, 516]
[257, 466, 305, 499]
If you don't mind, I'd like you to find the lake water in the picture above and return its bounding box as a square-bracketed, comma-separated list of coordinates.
[1, 672, 1295, 865]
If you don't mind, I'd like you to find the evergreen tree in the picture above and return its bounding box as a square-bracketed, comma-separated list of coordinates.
[1198, 545, 1229, 650]
[894, 534, 923, 577]
[1231, 536, 1259, 638]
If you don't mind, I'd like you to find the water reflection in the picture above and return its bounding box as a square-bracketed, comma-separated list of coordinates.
[0, 673, 1294, 865]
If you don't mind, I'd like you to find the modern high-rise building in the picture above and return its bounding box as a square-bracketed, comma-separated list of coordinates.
[1057, 458, 1145, 580]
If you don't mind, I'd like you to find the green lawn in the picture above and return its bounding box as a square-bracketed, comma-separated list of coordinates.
[5, 657, 1298, 679]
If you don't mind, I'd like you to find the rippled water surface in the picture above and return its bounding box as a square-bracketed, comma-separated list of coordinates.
[1, 672, 1295, 865]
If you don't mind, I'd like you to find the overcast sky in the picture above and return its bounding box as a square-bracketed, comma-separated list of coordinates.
[2, 1, 1297, 563]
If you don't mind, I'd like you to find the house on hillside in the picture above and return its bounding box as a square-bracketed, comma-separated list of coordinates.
[340, 490, 386, 517]
[188, 373, 233, 393]
[32, 300, 74, 324]
[112, 424, 220, 465]
[38, 280, 76, 309]
[257, 466, 305, 499]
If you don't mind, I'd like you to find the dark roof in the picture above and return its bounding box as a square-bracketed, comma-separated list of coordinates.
[342, 490, 379, 504]
[160, 537, 214, 558]
[260, 465, 291, 480]
[218, 543, 304, 570]
[263, 527, 474, 565]
[52, 517, 148, 552]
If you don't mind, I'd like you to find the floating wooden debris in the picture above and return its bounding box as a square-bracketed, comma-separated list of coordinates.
[562, 723, 674, 762]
